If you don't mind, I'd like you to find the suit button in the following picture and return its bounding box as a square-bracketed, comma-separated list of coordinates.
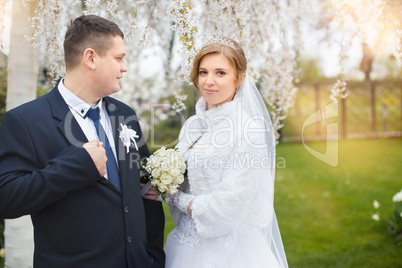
[124, 206, 129, 213]
[127, 236, 132, 243]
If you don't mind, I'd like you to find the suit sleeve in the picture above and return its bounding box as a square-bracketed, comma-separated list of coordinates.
[134, 118, 165, 267]
[0, 110, 101, 218]
[143, 199, 165, 267]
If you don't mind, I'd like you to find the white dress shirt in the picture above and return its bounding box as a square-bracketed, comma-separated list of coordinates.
[58, 78, 119, 179]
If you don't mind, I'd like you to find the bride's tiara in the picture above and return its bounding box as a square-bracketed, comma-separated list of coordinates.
[203, 37, 235, 49]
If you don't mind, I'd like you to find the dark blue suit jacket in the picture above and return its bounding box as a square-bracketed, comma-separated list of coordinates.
[0, 86, 165, 267]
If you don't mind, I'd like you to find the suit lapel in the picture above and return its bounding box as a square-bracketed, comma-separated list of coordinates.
[48, 87, 89, 147]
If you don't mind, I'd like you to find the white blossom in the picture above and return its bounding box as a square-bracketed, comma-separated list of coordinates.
[327, 0, 402, 102]
[373, 200, 380, 209]
[392, 189, 402, 203]
[19, 0, 402, 138]
[330, 0, 385, 42]
[371, 213, 380, 221]
[330, 78, 348, 103]
[391, 30, 402, 65]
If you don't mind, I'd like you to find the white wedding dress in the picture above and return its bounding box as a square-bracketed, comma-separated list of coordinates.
[165, 75, 288, 268]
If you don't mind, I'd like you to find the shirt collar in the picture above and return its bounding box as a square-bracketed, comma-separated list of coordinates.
[58, 78, 103, 118]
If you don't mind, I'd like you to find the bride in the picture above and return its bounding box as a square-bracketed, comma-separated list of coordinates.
[144, 37, 288, 268]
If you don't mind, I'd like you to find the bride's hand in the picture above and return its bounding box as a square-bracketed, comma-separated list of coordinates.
[140, 183, 160, 201]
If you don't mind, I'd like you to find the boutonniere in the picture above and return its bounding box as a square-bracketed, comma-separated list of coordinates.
[119, 123, 139, 153]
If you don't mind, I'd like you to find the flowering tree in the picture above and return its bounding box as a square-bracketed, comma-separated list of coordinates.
[319, 0, 402, 101]
[2, 0, 402, 135]
[3, 0, 401, 137]
[4, 0, 320, 140]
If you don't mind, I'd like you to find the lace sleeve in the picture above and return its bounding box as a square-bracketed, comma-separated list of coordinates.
[167, 177, 190, 226]
[168, 191, 195, 215]
[191, 146, 274, 239]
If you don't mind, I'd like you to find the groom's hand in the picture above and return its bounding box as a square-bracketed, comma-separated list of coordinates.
[140, 183, 160, 201]
[83, 140, 107, 177]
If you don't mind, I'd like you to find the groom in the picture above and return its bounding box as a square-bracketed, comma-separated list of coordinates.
[0, 15, 165, 267]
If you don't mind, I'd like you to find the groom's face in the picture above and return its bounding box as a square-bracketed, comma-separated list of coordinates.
[94, 36, 127, 97]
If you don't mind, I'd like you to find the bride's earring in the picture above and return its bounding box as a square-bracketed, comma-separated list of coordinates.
[232, 87, 239, 100]
[233, 79, 241, 98]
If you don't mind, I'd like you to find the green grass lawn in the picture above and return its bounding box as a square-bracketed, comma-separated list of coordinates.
[163, 138, 402, 267]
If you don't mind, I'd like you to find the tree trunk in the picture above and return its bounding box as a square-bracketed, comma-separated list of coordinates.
[5, 0, 38, 267]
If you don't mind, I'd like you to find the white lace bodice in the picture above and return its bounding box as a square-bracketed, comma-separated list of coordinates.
[168, 97, 275, 248]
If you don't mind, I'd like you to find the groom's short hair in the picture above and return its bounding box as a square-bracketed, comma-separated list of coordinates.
[64, 15, 124, 70]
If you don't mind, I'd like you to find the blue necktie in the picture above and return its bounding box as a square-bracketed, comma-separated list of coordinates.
[85, 107, 121, 191]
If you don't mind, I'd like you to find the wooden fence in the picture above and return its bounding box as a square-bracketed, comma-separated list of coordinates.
[281, 79, 402, 141]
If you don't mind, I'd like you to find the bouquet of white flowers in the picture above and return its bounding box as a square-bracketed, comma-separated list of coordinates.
[140, 147, 186, 199]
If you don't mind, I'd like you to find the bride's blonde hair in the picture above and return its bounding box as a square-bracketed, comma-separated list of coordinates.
[190, 37, 247, 91]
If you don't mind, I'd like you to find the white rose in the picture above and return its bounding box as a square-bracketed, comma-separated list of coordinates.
[371, 213, 380, 221]
[178, 160, 186, 173]
[157, 158, 165, 168]
[169, 188, 179, 195]
[167, 150, 179, 161]
[160, 161, 170, 172]
[157, 181, 168, 192]
[156, 147, 168, 157]
[160, 173, 173, 185]
[170, 180, 179, 188]
[147, 157, 159, 169]
[151, 168, 162, 179]
[169, 167, 180, 177]
[175, 174, 184, 184]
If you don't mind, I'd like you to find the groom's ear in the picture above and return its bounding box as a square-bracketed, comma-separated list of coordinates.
[82, 48, 96, 70]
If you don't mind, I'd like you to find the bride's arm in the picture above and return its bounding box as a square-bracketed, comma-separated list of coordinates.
[192, 167, 272, 238]
[170, 147, 274, 239]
